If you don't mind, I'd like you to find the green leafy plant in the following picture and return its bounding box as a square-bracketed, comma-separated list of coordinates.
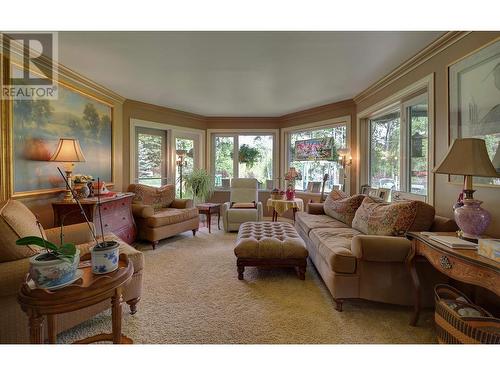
[16, 233, 77, 263]
[184, 169, 215, 202]
[238, 144, 261, 168]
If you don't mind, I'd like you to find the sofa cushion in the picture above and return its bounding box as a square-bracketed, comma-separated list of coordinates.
[352, 197, 418, 236]
[227, 208, 260, 224]
[323, 194, 365, 226]
[295, 212, 349, 236]
[409, 201, 436, 232]
[0, 200, 43, 263]
[309, 228, 360, 273]
[146, 207, 199, 227]
[76, 233, 144, 273]
[129, 184, 175, 210]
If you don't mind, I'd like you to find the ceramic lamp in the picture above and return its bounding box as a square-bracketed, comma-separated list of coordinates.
[433, 138, 500, 240]
[50, 138, 86, 202]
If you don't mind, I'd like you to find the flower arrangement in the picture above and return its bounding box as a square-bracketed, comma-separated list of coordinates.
[72, 174, 94, 183]
[271, 188, 285, 200]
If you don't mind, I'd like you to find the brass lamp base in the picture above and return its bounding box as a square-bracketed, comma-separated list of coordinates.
[62, 169, 75, 202]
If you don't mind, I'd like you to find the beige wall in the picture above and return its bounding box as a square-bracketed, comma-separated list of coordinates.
[355, 31, 500, 237]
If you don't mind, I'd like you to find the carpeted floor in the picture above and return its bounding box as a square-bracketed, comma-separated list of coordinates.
[58, 221, 437, 344]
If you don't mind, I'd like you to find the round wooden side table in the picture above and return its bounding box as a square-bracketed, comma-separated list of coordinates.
[18, 253, 134, 344]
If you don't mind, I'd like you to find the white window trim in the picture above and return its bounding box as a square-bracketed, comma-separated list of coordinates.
[206, 128, 280, 190]
[280, 116, 351, 194]
[356, 73, 435, 204]
[130, 118, 206, 185]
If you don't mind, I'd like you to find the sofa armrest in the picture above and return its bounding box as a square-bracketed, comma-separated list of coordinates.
[131, 203, 155, 218]
[431, 215, 458, 232]
[307, 203, 325, 215]
[0, 257, 31, 298]
[170, 199, 193, 209]
[351, 235, 412, 262]
[45, 222, 96, 245]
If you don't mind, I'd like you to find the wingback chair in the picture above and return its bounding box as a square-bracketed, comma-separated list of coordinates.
[221, 178, 263, 232]
[0, 199, 144, 343]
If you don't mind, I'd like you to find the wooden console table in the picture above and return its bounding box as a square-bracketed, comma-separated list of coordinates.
[52, 193, 137, 244]
[406, 232, 500, 326]
[18, 253, 134, 344]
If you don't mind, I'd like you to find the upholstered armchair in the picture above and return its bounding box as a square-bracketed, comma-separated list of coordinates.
[221, 178, 263, 232]
[0, 199, 144, 343]
[127, 184, 199, 249]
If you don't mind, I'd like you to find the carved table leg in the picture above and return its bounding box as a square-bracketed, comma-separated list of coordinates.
[28, 310, 44, 344]
[111, 287, 123, 344]
[127, 297, 140, 315]
[207, 211, 212, 233]
[47, 314, 57, 344]
[408, 256, 421, 326]
[217, 211, 220, 230]
[293, 208, 297, 223]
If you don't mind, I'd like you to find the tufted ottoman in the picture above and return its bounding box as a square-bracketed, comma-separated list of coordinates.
[234, 221, 309, 280]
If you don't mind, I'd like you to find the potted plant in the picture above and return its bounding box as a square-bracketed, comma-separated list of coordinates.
[16, 222, 80, 290]
[238, 144, 261, 168]
[184, 169, 215, 204]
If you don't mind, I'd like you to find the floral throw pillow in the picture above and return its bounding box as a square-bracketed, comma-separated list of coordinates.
[323, 193, 365, 226]
[132, 184, 175, 210]
[352, 196, 418, 236]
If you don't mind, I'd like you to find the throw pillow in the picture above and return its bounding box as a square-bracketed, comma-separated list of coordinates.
[0, 200, 43, 262]
[323, 194, 365, 226]
[352, 196, 418, 236]
[158, 184, 175, 208]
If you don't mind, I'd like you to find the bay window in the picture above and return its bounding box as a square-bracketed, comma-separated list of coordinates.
[286, 124, 347, 192]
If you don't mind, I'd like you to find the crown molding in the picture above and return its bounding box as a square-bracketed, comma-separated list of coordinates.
[124, 99, 206, 122]
[278, 99, 356, 124]
[353, 31, 471, 104]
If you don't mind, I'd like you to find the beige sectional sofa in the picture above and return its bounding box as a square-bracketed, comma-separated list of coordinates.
[295, 197, 457, 311]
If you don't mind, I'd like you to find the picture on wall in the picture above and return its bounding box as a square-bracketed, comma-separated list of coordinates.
[11, 67, 113, 195]
[294, 137, 336, 161]
[449, 39, 500, 186]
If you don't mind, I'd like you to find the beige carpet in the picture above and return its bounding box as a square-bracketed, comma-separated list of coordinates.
[58, 222, 437, 344]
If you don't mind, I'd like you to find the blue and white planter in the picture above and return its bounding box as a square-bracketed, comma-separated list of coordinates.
[29, 249, 80, 289]
[91, 241, 120, 274]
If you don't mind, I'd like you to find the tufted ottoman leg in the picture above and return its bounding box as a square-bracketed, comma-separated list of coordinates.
[237, 265, 245, 280]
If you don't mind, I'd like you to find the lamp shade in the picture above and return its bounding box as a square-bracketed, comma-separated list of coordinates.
[433, 138, 499, 177]
[492, 143, 500, 172]
[49, 138, 86, 162]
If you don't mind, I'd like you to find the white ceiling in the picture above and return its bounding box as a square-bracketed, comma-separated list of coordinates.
[58, 31, 443, 116]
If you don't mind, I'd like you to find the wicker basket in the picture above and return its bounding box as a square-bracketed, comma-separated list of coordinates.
[270, 193, 285, 200]
[434, 284, 500, 344]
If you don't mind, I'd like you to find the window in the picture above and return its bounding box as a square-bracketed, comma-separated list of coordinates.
[369, 111, 401, 190]
[175, 137, 194, 198]
[135, 127, 166, 187]
[287, 124, 347, 192]
[368, 93, 429, 197]
[212, 133, 275, 189]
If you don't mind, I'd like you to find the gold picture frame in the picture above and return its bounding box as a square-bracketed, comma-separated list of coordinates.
[1, 58, 115, 198]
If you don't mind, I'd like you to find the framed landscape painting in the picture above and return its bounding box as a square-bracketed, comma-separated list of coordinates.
[11, 70, 113, 196]
[449, 39, 500, 187]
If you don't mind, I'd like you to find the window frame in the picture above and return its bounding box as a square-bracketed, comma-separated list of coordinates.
[357, 74, 434, 203]
[207, 129, 279, 191]
[281, 116, 351, 194]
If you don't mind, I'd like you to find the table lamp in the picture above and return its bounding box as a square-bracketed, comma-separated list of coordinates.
[433, 138, 499, 241]
[50, 138, 86, 202]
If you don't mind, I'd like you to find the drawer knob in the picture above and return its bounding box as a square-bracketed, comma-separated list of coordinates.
[123, 217, 126, 220]
[104, 224, 109, 227]
[439, 255, 452, 270]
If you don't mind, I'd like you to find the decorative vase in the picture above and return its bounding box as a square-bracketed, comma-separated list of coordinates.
[286, 188, 295, 201]
[454, 199, 491, 239]
[29, 249, 80, 289]
[91, 241, 120, 274]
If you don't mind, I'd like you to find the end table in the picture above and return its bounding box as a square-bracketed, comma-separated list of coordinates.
[18, 253, 134, 344]
[197, 203, 221, 233]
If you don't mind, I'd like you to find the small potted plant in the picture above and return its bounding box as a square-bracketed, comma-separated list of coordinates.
[16, 223, 80, 290]
[185, 169, 215, 204]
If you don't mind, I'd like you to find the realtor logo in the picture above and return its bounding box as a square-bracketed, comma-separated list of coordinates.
[1, 32, 58, 100]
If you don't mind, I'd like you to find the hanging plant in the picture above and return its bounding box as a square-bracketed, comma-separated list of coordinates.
[238, 144, 261, 168]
